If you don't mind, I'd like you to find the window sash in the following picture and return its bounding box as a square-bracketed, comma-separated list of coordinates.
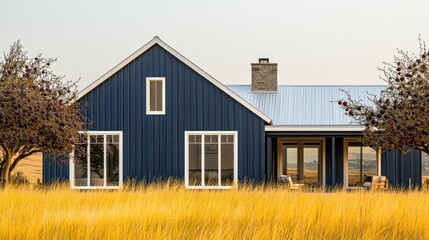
[146, 77, 165, 114]
[185, 131, 238, 189]
[70, 131, 122, 189]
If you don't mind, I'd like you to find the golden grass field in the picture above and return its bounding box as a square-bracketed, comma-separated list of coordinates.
[1, 183, 429, 240]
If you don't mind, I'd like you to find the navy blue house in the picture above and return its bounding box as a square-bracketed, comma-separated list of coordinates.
[44, 37, 425, 189]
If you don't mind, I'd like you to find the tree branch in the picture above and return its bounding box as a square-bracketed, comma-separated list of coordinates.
[9, 149, 42, 173]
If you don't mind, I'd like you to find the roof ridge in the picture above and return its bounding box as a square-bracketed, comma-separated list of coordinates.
[77, 37, 272, 124]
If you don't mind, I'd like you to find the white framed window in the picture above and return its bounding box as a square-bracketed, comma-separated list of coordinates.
[185, 131, 238, 189]
[70, 131, 123, 189]
[146, 77, 165, 115]
[344, 139, 381, 189]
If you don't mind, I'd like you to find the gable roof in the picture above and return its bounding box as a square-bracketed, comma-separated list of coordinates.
[228, 84, 386, 126]
[78, 36, 272, 124]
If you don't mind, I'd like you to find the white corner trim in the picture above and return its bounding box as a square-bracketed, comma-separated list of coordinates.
[77, 36, 272, 124]
[265, 125, 365, 132]
[146, 77, 166, 115]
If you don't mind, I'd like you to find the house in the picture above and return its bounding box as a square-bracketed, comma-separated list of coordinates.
[43, 37, 423, 189]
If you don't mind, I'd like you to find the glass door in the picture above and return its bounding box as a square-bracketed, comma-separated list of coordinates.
[280, 140, 322, 187]
[303, 143, 321, 187]
[346, 141, 378, 188]
[282, 144, 298, 182]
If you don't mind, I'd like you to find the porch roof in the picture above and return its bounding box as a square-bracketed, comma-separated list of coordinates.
[227, 84, 386, 126]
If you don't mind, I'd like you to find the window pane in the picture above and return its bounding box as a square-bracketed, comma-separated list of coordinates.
[189, 136, 202, 186]
[150, 81, 156, 111]
[155, 80, 162, 111]
[283, 144, 298, 182]
[90, 136, 104, 186]
[205, 135, 218, 186]
[348, 146, 361, 187]
[106, 142, 120, 186]
[221, 135, 234, 186]
[303, 144, 320, 187]
[74, 144, 88, 186]
[362, 146, 377, 179]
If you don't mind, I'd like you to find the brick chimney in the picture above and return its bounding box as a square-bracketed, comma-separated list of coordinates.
[251, 58, 277, 92]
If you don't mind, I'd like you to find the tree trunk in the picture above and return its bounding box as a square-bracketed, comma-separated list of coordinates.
[0, 155, 12, 188]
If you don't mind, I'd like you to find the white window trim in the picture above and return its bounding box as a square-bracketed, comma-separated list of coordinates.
[146, 77, 166, 115]
[184, 131, 238, 189]
[70, 131, 123, 190]
[343, 138, 381, 189]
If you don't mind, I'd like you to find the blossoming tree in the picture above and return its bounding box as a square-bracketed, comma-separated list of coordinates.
[0, 41, 85, 186]
[339, 38, 429, 154]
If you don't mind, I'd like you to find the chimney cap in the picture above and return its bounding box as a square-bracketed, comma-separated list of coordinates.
[258, 58, 269, 63]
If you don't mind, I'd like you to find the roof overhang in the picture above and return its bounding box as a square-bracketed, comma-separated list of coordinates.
[265, 125, 364, 132]
[78, 36, 272, 124]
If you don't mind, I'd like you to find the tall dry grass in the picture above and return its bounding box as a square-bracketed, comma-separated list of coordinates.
[1, 182, 428, 239]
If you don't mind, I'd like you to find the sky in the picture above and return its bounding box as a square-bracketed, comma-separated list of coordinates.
[1, 0, 429, 91]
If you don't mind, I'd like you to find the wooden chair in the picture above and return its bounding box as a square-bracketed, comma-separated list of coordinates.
[363, 176, 388, 190]
[278, 175, 304, 190]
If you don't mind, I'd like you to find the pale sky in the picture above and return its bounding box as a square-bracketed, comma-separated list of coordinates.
[1, 0, 428, 91]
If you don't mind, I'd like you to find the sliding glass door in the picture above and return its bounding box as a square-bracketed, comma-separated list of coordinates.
[345, 141, 379, 188]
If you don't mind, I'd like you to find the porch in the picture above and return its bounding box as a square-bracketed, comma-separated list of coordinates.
[265, 129, 422, 189]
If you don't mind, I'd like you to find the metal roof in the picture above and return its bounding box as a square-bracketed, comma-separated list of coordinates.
[227, 85, 386, 126]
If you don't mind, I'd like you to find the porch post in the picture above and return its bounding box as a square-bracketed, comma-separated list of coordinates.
[266, 137, 272, 182]
[332, 137, 336, 186]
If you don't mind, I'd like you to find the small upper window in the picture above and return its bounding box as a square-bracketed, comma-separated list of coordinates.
[146, 77, 165, 115]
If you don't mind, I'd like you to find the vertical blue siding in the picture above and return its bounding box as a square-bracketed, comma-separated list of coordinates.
[325, 137, 343, 186]
[325, 137, 333, 186]
[42, 155, 69, 184]
[334, 137, 344, 185]
[44, 44, 266, 183]
[381, 149, 421, 187]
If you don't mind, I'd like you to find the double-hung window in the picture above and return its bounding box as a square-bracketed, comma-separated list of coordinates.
[146, 77, 165, 115]
[185, 131, 238, 189]
[71, 131, 123, 189]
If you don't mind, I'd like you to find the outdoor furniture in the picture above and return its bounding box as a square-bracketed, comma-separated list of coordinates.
[363, 175, 388, 190]
[278, 175, 304, 190]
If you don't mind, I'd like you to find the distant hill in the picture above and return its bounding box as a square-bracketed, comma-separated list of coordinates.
[11, 153, 42, 183]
